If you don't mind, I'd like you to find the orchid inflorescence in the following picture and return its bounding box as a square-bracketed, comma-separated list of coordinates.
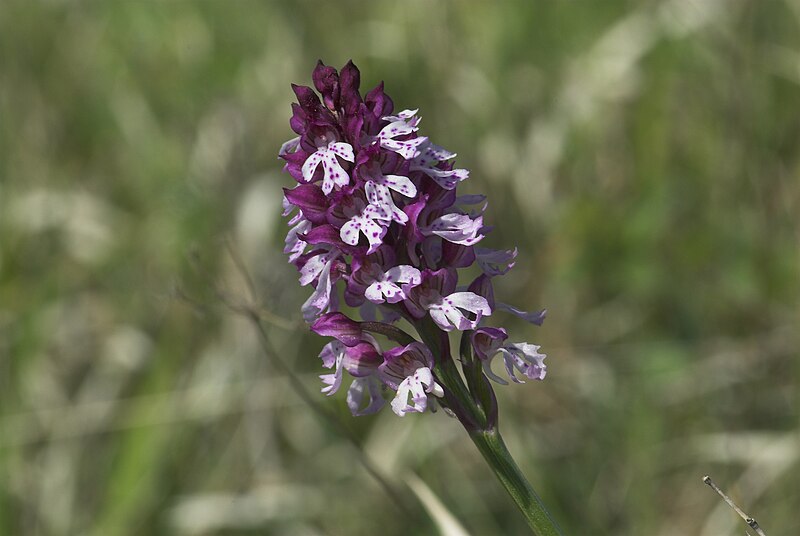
[280, 60, 548, 421]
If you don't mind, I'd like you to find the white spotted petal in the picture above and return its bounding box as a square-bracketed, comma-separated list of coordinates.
[427, 291, 491, 332]
[301, 141, 355, 194]
[340, 203, 390, 253]
[422, 213, 485, 246]
[364, 265, 421, 304]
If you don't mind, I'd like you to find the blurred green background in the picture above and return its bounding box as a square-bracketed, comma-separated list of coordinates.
[1, 1, 798, 535]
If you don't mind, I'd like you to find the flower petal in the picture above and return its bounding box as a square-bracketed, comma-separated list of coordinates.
[301, 152, 323, 182]
[340, 219, 361, 246]
[279, 136, 301, 156]
[448, 292, 492, 316]
[423, 213, 485, 246]
[319, 341, 345, 369]
[347, 377, 386, 416]
[385, 265, 421, 286]
[301, 260, 334, 322]
[366, 181, 407, 224]
[470, 327, 508, 361]
[364, 281, 387, 304]
[381, 174, 417, 198]
[320, 151, 349, 194]
[475, 247, 517, 276]
[329, 142, 354, 162]
[379, 119, 417, 140]
[496, 303, 546, 326]
[284, 219, 310, 263]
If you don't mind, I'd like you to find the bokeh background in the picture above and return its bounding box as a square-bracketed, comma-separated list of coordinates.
[2, 1, 799, 535]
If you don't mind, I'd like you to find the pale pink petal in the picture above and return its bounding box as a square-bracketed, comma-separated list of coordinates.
[340, 219, 361, 246]
[299, 252, 327, 286]
[423, 213, 484, 246]
[475, 247, 518, 276]
[482, 357, 510, 385]
[361, 218, 385, 253]
[500, 349, 526, 384]
[443, 306, 469, 330]
[414, 166, 469, 190]
[497, 303, 546, 325]
[279, 136, 300, 156]
[301, 152, 323, 183]
[320, 342, 345, 395]
[381, 283, 405, 303]
[347, 377, 386, 416]
[319, 341, 345, 369]
[382, 136, 427, 160]
[366, 182, 406, 223]
[381, 174, 417, 197]
[329, 141, 355, 161]
[364, 281, 385, 304]
[320, 152, 349, 194]
[381, 109, 419, 123]
[363, 201, 392, 221]
[428, 308, 453, 332]
[414, 140, 456, 166]
[378, 120, 417, 140]
[284, 219, 310, 263]
[447, 292, 492, 316]
[301, 260, 334, 322]
[390, 379, 415, 416]
[385, 265, 421, 285]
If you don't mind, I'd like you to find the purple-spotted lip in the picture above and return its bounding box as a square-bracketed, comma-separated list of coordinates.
[379, 341, 434, 390]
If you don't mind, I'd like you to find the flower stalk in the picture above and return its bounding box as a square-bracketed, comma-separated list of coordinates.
[468, 429, 563, 536]
[419, 324, 562, 535]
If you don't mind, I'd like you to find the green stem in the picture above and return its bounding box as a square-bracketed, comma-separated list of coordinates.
[412, 316, 562, 534]
[468, 429, 563, 536]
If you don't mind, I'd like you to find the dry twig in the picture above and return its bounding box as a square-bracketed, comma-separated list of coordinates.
[703, 475, 766, 536]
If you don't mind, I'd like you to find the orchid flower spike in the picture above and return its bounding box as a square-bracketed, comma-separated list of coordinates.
[280, 60, 548, 418]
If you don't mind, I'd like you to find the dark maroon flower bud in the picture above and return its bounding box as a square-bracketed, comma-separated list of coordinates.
[311, 312, 362, 347]
[312, 60, 340, 111]
[339, 60, 362, 115]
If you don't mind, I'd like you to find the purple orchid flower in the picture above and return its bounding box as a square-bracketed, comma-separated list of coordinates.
[379, 342, 443, 416]
[284, 218, 311, 263]
[364, 265, 421, 304]
[403, 269, 491, 332]
[320, 339, 386, 415]
[411, 140, 470, 190]
[470, 328, 547, 384]
[421, 212, 485, 246]
[376, 112, 427, 160]
[302, 139, 355, 194]
[339, 197, 391, 254]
